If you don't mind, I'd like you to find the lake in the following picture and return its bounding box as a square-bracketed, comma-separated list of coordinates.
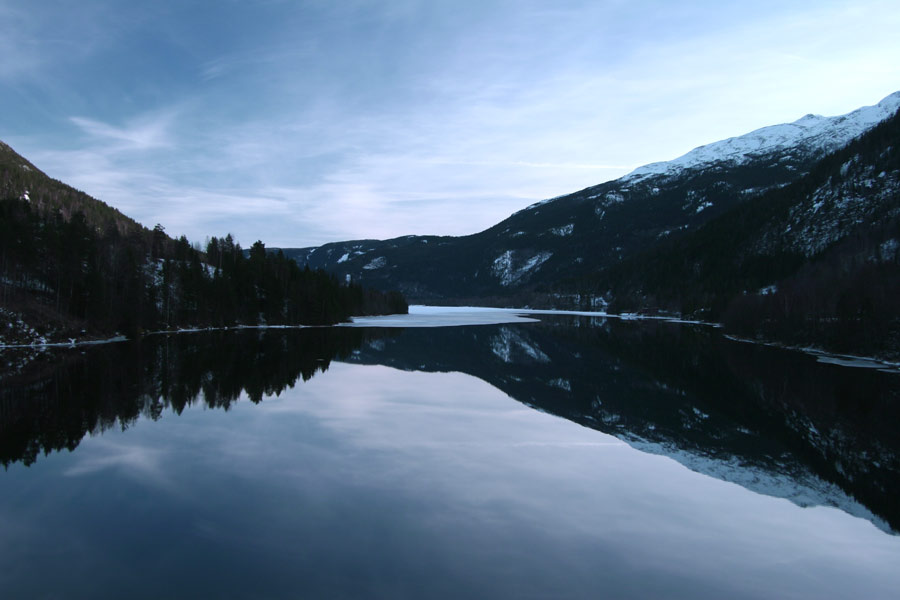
[1, 308, 899, 599]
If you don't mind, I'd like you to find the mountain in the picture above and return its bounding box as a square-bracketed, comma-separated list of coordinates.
[592, 96, 900, 357]
[280, 92, 900, 308]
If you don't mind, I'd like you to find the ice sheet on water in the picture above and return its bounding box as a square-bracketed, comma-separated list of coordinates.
[342, 306, 540, 328]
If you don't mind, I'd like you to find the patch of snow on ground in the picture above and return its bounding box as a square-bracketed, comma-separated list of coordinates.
[551, 224, 574, 236]
[337, 253, 350, 263]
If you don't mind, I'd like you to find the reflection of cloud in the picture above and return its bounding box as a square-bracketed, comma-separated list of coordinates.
[239, 362, 636, 538]
[64, 438, 177, 493]
[256, 363, 622, 458]
[236, 359, 900, 591]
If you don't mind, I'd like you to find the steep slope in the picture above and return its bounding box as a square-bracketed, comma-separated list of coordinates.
[0, 140, 145, 237]
[593, 101, 900, 356]
[280, 92, 900, 303]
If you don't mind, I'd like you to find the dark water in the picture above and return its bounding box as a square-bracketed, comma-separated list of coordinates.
[1, 316, 899, 599]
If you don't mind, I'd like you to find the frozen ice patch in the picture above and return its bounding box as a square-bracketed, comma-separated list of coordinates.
[343, 305, 540, 328]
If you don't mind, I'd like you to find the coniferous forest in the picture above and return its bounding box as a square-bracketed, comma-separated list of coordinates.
[0, 196, 407, 342]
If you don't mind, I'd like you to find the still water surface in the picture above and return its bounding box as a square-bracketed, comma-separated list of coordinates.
[1, 314, 898, 598]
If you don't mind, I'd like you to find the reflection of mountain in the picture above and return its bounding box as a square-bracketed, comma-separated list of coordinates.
[0, 328, 389, 467]
[3, 319, 897, 535]
[343, 318, 900, 534]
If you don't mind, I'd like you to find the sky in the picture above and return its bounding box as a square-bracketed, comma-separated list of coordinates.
[2, 0, 899, 248]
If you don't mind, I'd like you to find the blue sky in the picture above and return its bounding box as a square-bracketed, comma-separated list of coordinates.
[2, 0, 899, 247]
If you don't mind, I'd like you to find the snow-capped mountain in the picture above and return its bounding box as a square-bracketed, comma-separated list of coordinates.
[279, 91, 900, 307]
[625, 92, 900, 183]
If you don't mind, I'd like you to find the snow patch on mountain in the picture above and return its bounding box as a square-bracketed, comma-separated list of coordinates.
[625, 91, 900, 184]
[549, 378, 572, 391]
[492, 250, 553, 286]
[363, 256, 387, 270]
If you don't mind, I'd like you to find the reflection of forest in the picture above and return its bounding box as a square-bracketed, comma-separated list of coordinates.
[2, 318, 899, 534]
[0, 328, 396, 467]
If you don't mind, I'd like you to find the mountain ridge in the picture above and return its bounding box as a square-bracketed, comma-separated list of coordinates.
[624, 91, 900, 182]
[278, 91, 900, 310]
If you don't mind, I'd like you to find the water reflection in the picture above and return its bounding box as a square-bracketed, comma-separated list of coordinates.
[1, 316, 898, 536]
[0, 328, 392, 467]
[2, 318, 900, 598]
[346, 316, 900, 534]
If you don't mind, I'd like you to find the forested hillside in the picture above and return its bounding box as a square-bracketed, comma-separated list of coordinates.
[0, 143, 406, 344]
[578, 105, 900, 357]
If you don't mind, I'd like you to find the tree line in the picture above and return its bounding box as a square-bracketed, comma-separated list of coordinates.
[0, 197, 407, 339]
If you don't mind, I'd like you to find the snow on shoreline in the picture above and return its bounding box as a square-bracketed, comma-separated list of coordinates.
[2, 305, 896, 373]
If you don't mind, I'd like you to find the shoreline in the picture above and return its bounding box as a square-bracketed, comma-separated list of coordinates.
[2, 305, 896, 374]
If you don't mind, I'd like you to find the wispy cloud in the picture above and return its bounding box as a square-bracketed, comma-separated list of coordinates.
[4, 1, 899, 247]
[70, 112, 178, 151]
